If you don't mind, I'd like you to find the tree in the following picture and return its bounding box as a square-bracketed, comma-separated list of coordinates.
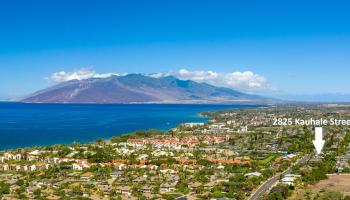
[15, 186, 26, 199]
[0, 182, 10, 196]
[267, 185, 291, 200]
[33, 189, 42, 198]
[211, 190, 224, 198]
[267, 191, 284, 200]
[176, 179, 189, 194]
[344, 196, 350, 200]
[314, 190, 343, 200]
[57, 146, 72, 157]
[87, 148, 113, 163]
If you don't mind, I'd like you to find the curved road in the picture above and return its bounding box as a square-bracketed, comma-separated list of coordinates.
[249, 154, 311, 200]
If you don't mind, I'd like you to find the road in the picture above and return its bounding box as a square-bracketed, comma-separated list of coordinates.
[248, 154, 311, 200]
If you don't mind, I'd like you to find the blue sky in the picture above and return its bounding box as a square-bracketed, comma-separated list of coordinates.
[0, 0, 350, 100]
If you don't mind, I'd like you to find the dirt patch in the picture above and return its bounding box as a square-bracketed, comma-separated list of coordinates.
[290, 174, 350, 199]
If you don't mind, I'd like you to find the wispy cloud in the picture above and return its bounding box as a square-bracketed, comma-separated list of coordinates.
[46, 68, 120, 82]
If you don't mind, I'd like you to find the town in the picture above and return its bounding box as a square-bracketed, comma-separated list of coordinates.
[1, 104, 350, 200]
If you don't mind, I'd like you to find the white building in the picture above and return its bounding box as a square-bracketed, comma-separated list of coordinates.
[183, 122, 204, 128]
[238, 126, 248, 133]
[244, 172, 262, 177]
[72, 161, 91, 170]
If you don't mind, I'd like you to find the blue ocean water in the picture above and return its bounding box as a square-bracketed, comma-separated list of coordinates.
[0, 103, 260, 150]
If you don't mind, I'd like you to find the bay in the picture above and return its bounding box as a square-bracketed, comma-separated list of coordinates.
[0, 103, 261, 150]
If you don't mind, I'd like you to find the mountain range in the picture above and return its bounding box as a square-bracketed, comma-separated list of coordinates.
[20, 74, 269, 104]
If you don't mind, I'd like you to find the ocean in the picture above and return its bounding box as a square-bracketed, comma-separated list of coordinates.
[0, 103, 261, 150]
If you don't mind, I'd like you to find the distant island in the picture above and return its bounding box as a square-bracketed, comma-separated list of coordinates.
[20, 74, 271, 104]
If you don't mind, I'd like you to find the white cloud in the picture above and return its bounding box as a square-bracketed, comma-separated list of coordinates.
[48, 68, 120, 82]
[146, 72, 168, 78]
[174, 69, 270, 91]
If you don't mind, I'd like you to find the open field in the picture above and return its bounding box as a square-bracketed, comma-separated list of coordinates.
[290, 174, 350, 199]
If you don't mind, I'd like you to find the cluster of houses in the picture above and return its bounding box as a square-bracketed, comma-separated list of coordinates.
[0, 146, 251, 173]
[0, 151, 50, 171]
[127, 137, 199, 147]
[0, 163, 49, 171]
[126, 134, 231, 148]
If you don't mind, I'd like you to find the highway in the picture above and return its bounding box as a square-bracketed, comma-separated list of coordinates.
[248, 154, 311, 200]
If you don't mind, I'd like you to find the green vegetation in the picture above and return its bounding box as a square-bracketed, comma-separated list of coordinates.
[0, 182, 10, 197]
